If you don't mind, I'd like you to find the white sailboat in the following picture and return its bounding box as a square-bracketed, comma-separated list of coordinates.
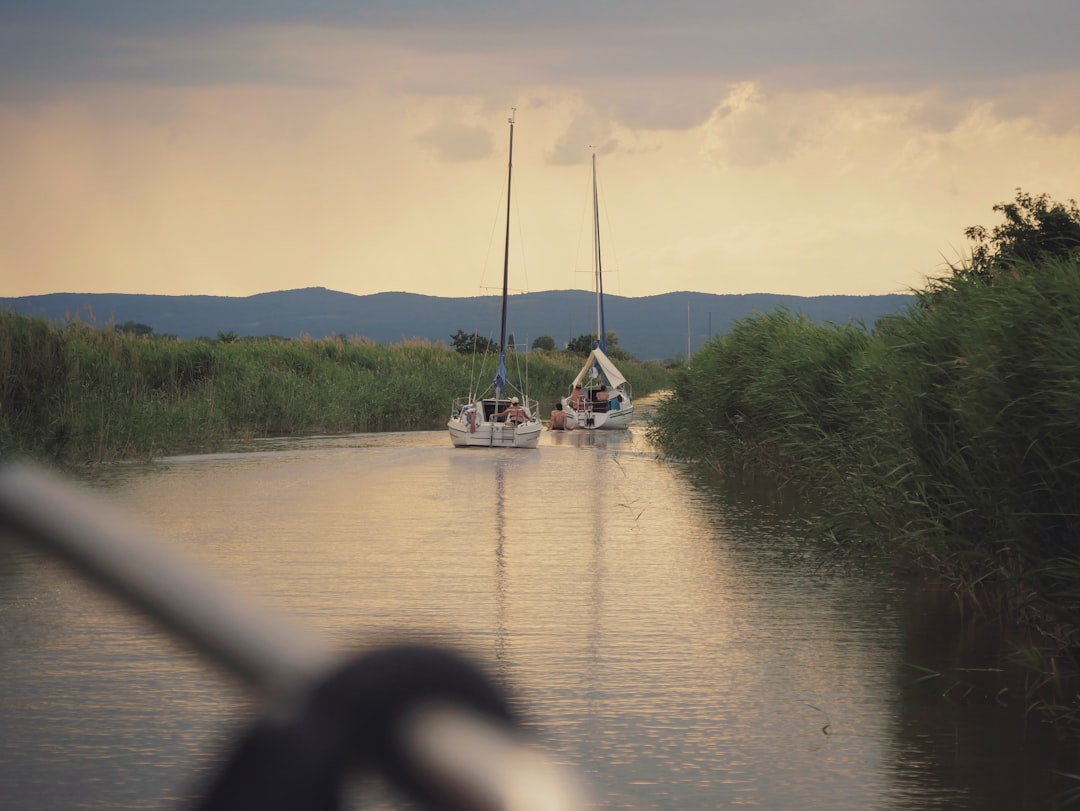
[563, 152, 634, 430]
[448, 112, 542, 449]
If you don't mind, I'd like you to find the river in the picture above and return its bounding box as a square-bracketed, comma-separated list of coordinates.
[1, 410, 1077, 809]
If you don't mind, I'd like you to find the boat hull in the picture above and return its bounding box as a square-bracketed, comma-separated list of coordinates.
[564, 401, 634, 430]
[448, 396, 542, 449]
[448, 419, 542, 449]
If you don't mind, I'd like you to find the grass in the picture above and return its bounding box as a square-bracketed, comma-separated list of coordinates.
[0, 313, 672, 465]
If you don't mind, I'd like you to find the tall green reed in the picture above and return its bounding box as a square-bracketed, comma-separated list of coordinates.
[648, 258, 1080, 659]
[0, 313, 671, 464]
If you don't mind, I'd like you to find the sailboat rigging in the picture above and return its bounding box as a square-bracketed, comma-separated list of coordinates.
[447, 112, 543, 449]
[563, 152, 634, 430]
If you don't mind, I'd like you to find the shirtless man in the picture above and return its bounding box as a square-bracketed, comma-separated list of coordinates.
[548, 402, 569, 430]
[569, 384, 586, 410]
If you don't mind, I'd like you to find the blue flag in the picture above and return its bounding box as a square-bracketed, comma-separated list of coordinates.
[493, 353, 507, 393]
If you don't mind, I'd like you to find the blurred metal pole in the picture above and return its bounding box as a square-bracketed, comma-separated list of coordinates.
[402, 704, 589, 811]
[0, 462, 333, 699]
[0, 462, 589, 810]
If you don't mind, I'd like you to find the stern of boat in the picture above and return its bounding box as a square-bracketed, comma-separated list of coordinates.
[448, 396, 542, 448]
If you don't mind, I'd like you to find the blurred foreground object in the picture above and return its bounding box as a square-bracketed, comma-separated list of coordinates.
[0, 463, 588, 811]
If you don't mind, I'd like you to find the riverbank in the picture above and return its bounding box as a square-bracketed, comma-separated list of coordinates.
[647, 256, 1080, 723]
[0, 311, 672, 464]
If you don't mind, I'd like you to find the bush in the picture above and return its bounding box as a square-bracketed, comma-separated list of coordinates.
[648, 257, 1080, 655]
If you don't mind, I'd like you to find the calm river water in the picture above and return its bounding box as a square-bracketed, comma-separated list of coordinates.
[2, 408, 1078, 809]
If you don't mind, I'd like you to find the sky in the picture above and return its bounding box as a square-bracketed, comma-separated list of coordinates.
[2, 2, 1079, 300]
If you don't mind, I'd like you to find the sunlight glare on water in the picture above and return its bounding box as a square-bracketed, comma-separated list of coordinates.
[2, 418, 1075, 809]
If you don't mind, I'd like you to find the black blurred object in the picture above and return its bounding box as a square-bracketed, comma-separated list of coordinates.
[195, 644, 515, 811]
[1, 465, 583, 811]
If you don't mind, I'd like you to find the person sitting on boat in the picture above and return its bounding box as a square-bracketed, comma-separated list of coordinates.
[569, 384, 586, 410]
[609, 393, 621, 411]
[548, 402, 569, 430]
[464, 404, 478, 432]
[494, 397, 527, 425]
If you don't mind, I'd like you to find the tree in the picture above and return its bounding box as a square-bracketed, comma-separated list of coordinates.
[566, 333, 594, 354]
[566, 331, 619, 355]
[964, 189, 1080, 282]
[531, 335, 556, 351]
[114, 321, 154, 336]
[449, 330, 497, 355]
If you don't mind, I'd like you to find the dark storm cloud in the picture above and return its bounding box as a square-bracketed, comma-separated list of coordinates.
[2, 1, 1078, 130]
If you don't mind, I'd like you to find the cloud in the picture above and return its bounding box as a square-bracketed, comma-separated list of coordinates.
[4, 3, 1079, 134]
[546, 111, 618, 166]
[701, 83, 812, 168]
[989, 75, 1080, 134]
[417, 121, 494, 162]
[3, 2, 1080, 301]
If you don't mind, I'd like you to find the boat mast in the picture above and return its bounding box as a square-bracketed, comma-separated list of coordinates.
[592, 151, 607, 354]
[495, 110, 515, 399]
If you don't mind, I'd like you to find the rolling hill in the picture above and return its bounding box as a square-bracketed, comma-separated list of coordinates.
[3, 287, 916, 361]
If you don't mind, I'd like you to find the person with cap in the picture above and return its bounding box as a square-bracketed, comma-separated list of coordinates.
[493, 396, 527, 425]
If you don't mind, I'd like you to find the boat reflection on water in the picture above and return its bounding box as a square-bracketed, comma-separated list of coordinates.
[544, 425, 635, 450]
[493, 457, 509, 676]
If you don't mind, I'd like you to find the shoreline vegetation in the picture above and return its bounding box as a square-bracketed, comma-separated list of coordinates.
[0, 313, 673, 464]
[648, 189, 1080, 726]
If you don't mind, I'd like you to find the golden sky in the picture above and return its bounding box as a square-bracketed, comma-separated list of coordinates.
[2, 3, 1079, 299]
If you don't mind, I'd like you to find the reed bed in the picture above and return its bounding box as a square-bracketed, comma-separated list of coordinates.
[0, 312, 670, 464]
[649, 258, 1080, 678]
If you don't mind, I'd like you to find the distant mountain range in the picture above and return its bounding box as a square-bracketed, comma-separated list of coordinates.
[3, 287, 916, 361]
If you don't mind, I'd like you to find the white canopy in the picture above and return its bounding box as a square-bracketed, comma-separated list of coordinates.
[572, 348, 627, 389]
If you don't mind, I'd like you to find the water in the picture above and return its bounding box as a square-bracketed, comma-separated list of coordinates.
[1, 416, 1077, 809]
